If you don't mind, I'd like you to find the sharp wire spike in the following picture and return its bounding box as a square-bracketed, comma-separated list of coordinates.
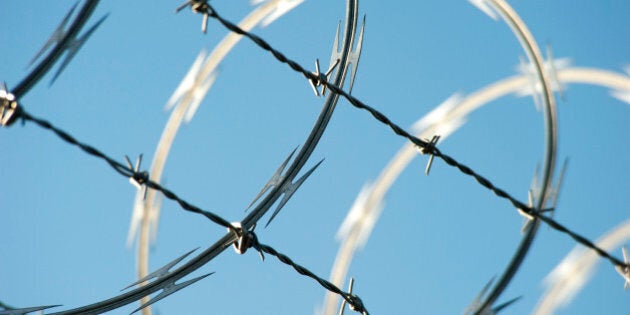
[175, 0, 193, 13]
[122, 248, 198, 290]
[1, 83, 20, 127]
[330, 20, 341, 56]
[125, 153, 149, 197]
[124, 155, 134, 170]
[175, 0, 211, 34]
[545, 44, 565, 101]
[202, 12, 209, 33]
[265, 159, 324, 228]
[246, 147, 298, 210]
[616, 246, 630, 290]
[491, 296, 522, 314]
[518, 55, 543, 111]
[421, 135, 440, 175]
[0, 305, 61, 315]
[130, 273, 213, 314]
[463, 276, 495, 314]
[309, 59, 322, 96]
[309, 57, 340, 97]
[530, 163, 541, 199]
[321, 58, 340, 96]
[338, 277, 355, 315]
[28, 2, 78, 66]
[135, 154, 143, 172]
[49, 13, 109, 85]
[165, 50, 207, 111]
[345, 15, 365, 94]
[547, 158, 568, 212]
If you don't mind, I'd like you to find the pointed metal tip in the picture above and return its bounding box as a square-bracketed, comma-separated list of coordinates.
[124, 155, 134, 169]
[129, 272, 214, 315]
[246, 146, 299, 209]
[265, 158, 324, 228]
[202, 13, 209, 33]
[121, 247, 199, 291]
[492, 296, 522, 313]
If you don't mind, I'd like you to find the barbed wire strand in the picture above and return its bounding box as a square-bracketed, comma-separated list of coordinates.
[16, 107, 370, 314]
[252, 237, 369, 314]
[19, 109, 238, 234]
[202, 4, 629, 270]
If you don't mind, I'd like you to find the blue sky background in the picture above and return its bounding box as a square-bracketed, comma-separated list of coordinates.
[1, 1, 629, 314]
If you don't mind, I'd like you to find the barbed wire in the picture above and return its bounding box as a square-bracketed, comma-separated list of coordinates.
[240, 230, 369, 314]
[3, 2, 626, 313]
[8, 105, 370, 314]
[201, 4, 630, 271]
[18, 108, 238, 234]
[258, 242, 368, 314]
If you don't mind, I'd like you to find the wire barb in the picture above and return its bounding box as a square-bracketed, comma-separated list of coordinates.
[615, 246, 630, 290]
[125, 154, 150, 199]
[229, 222, 265, 261]
[418, 135, 440, 175]
[309, 58, 340, 97]
[176, 0, 211, 33]
[0, 83, 21, 127]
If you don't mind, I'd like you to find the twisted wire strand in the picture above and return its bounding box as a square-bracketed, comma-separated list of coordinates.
[253, 239, 368, 314]
[202, 4, 630, 271]
[19, 108, 237, 233]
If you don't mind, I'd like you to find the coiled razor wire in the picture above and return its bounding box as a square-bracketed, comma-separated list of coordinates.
[2, 0, 629, 314]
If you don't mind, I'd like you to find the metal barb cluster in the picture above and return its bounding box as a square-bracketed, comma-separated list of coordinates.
[125, 154, 150, 199]
[229, 222, 265, 261]
[176, 0, 211, 33]
[245, 147, 324, 228]
[121, 248, 213, 314]
[0, 83, 20, 127]
[615, 246, 630, 290]
[418, 135, 440, 175]
[25, 0, 108, 88]
[463, 276, 521, 315]
[309, 58, 340, 97]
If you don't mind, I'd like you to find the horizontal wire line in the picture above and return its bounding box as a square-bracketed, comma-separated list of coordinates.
[203, 4, 629, 270]
[19, 109, 237, 233]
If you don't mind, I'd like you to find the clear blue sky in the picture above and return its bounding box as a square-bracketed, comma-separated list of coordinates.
[2, 1, 629, 314]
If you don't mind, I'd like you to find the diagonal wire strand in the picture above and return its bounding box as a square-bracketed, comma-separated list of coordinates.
[19, 108, 238, 233]
[253, 238, 368, 314]
[202, 4, 629, 271]
[16, 107, 371, 313]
